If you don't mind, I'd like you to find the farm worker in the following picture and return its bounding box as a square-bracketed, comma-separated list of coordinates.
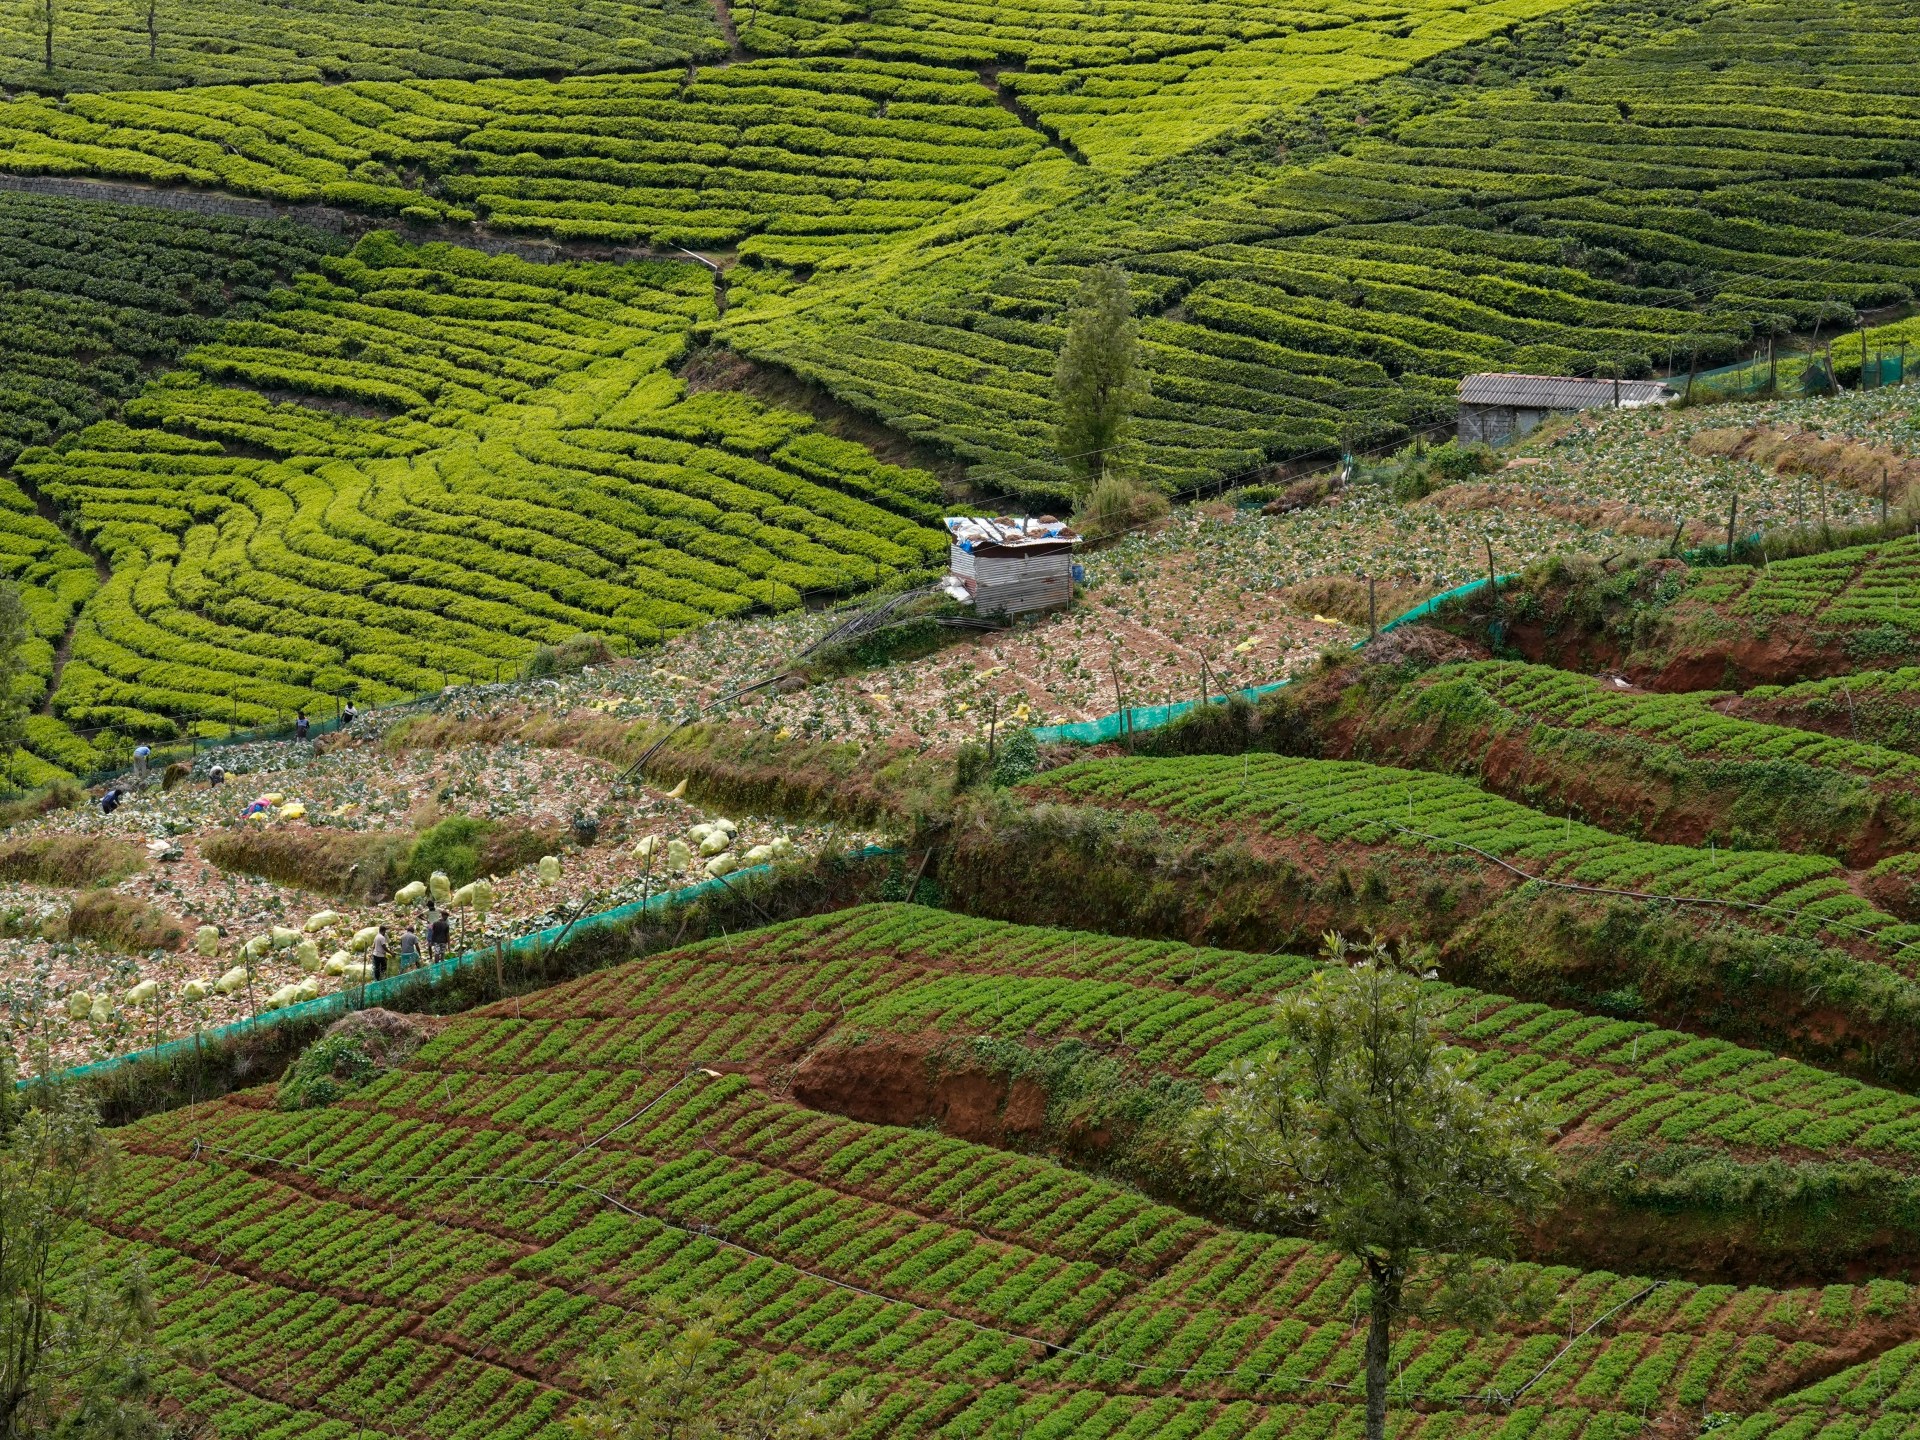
[208, 764, 225, 788]
[133, 743, 151, 778]
[295, 710, 310, 741]
[427, 907, 451, 964]
[99, 787, 123, 815]
[370, 925, 390, 982]
[398, 923, 420, 973]
[342, 701, 358, 727]
[242, 795, 273, 819]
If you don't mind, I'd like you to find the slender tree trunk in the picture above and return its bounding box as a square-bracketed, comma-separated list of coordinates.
[1363, 1258, 1403, 1440]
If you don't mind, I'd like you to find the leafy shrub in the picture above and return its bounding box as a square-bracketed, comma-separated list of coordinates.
[992, 726, 1040, 788]
[406, 815, 564, 887]
[526, 633, 617, 679]
[0, 835, 144, 886]
[64, 891, 185, 952]
[278, 1010, 426, 1110]
[1073, 476, 1168, 541]
[203, 826, 413, 899]
[1428, 442, 1499, 484]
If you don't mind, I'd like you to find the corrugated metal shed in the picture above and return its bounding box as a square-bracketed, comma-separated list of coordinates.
[1458, 372, 1675, 446]
[946, 516, 1082, 618]
[1458, 373, 1675, 408]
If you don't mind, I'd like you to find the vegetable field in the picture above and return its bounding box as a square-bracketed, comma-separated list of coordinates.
[582, 905, 1920, 1181]
[1026, 754, 1919, 960]
[85, 904, 1920, 1438]
[1441, 533, 1920, 694]
[1301, 657, 1920, 864]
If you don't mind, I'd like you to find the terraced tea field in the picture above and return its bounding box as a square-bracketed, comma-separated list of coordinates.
[741, 0, 1588, 169]
[0, 0, 723, 91]
[0, 57, 1052, 253]
[725, 0, 1920, 494]
[84, 905, 1920, 1438]
[0, 230, 943, 774]
[2, 0, 1920, 1433]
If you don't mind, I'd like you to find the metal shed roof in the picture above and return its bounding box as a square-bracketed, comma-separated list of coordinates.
[1458, 373, 1675, 409]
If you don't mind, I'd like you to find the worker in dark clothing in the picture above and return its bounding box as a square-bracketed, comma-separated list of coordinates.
[99, 787, 123, 815]
[428, 907, 451, 964]
[295, 711, 310, 741]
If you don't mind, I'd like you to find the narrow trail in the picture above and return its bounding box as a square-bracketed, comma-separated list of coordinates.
[22, 484, 110, 717]
[977, 63, 1089, 165]
[710, 0, 745, 61]
[0, 173, 733, 271]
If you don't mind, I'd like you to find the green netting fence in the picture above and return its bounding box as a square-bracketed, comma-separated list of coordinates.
[20, 845, 895, 1090]
[1031, 574, 1510, 745]
[1684, 344, 1909, 401]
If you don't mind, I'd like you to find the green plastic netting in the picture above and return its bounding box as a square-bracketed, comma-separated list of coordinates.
[1031, 575, 1507, 745]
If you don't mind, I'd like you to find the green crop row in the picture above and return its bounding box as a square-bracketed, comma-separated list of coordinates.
[740, 0, 1588, 170]
[0, 191, 340, 474]
[1730, 666, 1920, 758]
[0, 58, 1048, 248]
[1312, 657, 1920, 863]
[0, 0, 722, 91]
[9, 230, 945, 754]
[1026, 755, 1919, 958]
[344, 901, 1920, 1184]
[92, 904, 1920, 1438]
[724, 0, 1920, 497]
[0, 193, 345, 778]
[1415, 662, 1920, 783]
[620, 905, 1920, 1172]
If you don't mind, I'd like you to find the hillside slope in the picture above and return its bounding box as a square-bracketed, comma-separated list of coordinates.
[93, 906, 1920, 1438]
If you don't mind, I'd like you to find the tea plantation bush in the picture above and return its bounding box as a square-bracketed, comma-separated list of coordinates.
[0, 0, 721, 92]
[14, 233, 945, 762]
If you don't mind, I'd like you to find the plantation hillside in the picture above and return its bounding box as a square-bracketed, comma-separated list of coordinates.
[0, 0, 1912, 774]
[5, 1, 1920, 1435]
[85, 906, 1920, 1438]
[0, 0, 725, 91]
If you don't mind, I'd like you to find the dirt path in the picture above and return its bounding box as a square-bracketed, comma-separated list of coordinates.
[977, 64, 1088, 165]
[710, 0, 745, 60]
[21, 483, 110, 716]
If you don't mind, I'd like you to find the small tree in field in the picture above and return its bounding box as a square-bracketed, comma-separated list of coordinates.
[566, 1296, 870, 1440]
[1185, 934, 1558, 1440]
[0, 1056, 161, 1440]
[1052, 263, 1145, 489]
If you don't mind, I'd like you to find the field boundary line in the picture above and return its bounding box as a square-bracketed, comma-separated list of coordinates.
[183, 1123, 1669, 1411]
